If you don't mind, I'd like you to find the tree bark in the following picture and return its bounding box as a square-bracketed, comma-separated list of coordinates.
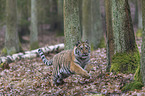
[64, 0, 81, 50]
[57, 0, 64, 33]
[0, 44, 64, 68]
[5, 0, 20, 55]
[138, 0, 142, 29]
[82, 0, 103, 50]
[108, 0, 139, 73]
[30, 0, 39, 50]
[105, 0, 114, 72]
[112, 0, 136, 53]
[141, 0, 145, 85]
[90, 0, 103, 49]
[82, 0, 91, 42]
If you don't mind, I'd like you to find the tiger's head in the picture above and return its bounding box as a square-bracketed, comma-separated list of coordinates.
[74, 40, 91, 59]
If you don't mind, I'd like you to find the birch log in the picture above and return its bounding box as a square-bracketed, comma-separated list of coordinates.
[0, 44, 64, 68]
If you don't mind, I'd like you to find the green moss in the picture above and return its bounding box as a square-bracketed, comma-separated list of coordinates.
[1, 47, 7, 55]
[2, 45, 23, 55]
[136, 29, 143, 37]
[0, 63, 4, 68]
[19, 41, 23, 52]
[134, 64, 142, 82]
[110, 50, 140, 74]
[98, 37, 106, 48]
[30, 41, 39, 50]
[91, 43, 94, 51]
[121, 81, 143, 92]
[111, 48, 143, 92]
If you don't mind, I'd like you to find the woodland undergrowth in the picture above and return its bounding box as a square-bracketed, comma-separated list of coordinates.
[0, 37, 145, 95]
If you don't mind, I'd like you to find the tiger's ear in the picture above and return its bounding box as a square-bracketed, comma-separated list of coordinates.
[76, 41, 81, 47]
[85, 40, 89, 44]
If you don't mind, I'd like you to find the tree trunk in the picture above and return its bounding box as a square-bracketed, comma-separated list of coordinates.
[17, 0, 30, 43]
[109, 0, 140, 73]
[0, 0, 6, 24]
[133, 0, 138, 25]
[82, 0, 103, 50]
[82, 0, 91, 42]
[0, 44, 64, 69]
[105, 0, 114, 72]
[91, 0, 104, 49]
[112, 0, 136, 53]
[141, 0, 145, 86]
[30, 0, 39, 50]
[49, 0, 57, 31]
[138, 0, 142, 29]
[4, 0, 21, 55]
[57, 0, 64, 34]
[64, 0, 81, 50]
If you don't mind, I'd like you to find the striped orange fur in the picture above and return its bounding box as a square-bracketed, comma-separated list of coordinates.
[38, 40, 91, 85]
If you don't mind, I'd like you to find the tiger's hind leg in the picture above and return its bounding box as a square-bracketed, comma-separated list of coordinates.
[53, 72, 69, 86]
[53, 73, 65, 86]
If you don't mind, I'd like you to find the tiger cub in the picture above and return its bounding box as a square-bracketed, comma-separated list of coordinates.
[38, 40, 91, 85]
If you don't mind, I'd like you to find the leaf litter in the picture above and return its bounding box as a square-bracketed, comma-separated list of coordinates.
[0, 38, 144, 96]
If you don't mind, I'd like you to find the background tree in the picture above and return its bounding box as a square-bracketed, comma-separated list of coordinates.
[105, 0, 114, 72]
[17, 0, 30, 42]
[0, 0, 6, 26]
[2, 0, 21, 55]
[64, 0, 81, 50]
[82, 0, 91, 43]
[82, 0, 104, 50]
[141, 0, 145, 86]
[30, 0, 39, 50]
[137, 0, 142, 30]
[57, 0, 64, 34]
[90, 0, 104, 49]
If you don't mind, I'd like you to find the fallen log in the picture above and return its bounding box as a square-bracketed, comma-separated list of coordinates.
[0, 43, 64, 68]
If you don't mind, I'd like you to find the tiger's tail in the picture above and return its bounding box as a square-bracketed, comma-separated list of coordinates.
[38, 49, 53, 66]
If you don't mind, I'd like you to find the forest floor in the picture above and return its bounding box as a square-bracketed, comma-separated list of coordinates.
[0, 33, 144, 96]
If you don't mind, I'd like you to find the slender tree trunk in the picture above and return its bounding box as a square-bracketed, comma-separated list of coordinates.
[57, 0, 64, 34]
[0, 0, 6, 25]
[82, 0, 103, 50]
[30, 0, 39, 50]
[90, 0, 103, 49]
[4, 0, 20, 55]
[141, 0, 145, 86]
[82, 0, 91, 42]
[134, 0, 138, 25]
[17, 0, 30, 43]
[138, 0, 142, 29]
[105, 0, 114, 72]
[64, 0, 81, 50]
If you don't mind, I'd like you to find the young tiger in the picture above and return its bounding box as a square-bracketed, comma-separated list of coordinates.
[38, 40, 91, 85]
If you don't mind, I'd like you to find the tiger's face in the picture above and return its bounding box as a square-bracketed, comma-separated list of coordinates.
[74, 40, 91, 58]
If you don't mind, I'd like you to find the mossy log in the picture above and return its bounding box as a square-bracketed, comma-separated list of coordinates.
[0, 44, 64, 68]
